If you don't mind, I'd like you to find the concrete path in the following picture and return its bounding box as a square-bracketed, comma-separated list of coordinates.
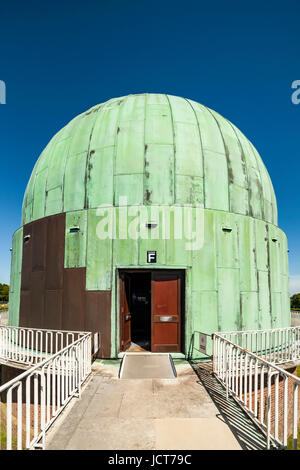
[46, 360, 267, 450]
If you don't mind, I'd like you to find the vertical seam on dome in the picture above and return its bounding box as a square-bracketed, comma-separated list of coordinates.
[266, 170, 277, 225]
[184, 99, 206, 208]
[43, 133, 61, 219]
[113, 96, 127, 206]
[84, 104, 103, 210]
[22, 159, 39, 225]
[61, 117, 81, 215]
[225, 120, 251, 217]
[61, 137, 71, 216]
[143, 93, 147, 205]
[111, 97, 125, 320]
[248, 141, 266, 222]
[204, 108, 231, 212]
[165, 94, 176, 204]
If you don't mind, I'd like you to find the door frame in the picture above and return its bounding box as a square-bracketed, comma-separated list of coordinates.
[118, 268, 185, 354]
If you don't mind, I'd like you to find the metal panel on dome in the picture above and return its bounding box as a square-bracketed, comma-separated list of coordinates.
[68, 111, 98, 157]
[189, 101, 225, 154]
[86, 290, 111, 358]
[247, 166, 263, 219]
[237, 217, 257, 292]
[175, 175, 204, 205]
[229, 184, 249, 215]
[250, 143, 273, 210]
[192, 291, 218, 355]
[115, 120, 144, 175]
[174, 122, 203, 176]
[44, 290, 63, 330]
[144, 144, 174, 205]
[115, 174, 144, 206]
[86, 208, 112, 290]
[215, 212, 239, 269]
[90, 104, 120, 150]
[45, 186, 63, 217]
[254, 219, 269, 271]
[241, 292, 259, 331]
[64, 152, 87, 212]
[32, 169, 47, 221]
[210, 111, 248, 188]
[8, 228, 23, 326]
[165, 208, 193, 266]
[204, 150, 229, 211]
[21, 223, 33, 291]
[190, 210, 217, 292]
[113, 207, 139, 266]
[45, 214, 65, 290]
[258, 270, 271, 329]
[65, 210, 87, 268]
[87, 147, 114, 208]
[217, 267, 240, 331]
[268, 228, 282, 296]
[145, 102, 173, 145]
[46, 137, 71, 190]
[63, 268, 85, 331]
[118, 94, 145, 122]
[30, 271, 45, 328]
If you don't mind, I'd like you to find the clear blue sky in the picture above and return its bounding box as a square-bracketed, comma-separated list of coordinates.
[0, 0, 299, 293]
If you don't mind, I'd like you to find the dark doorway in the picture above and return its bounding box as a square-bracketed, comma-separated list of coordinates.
[119, 270, 184, 353]
[120, 272, 151, 351]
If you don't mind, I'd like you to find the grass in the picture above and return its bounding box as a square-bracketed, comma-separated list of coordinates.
[0, 402, 18, 450]
[0, 303, 8, 311]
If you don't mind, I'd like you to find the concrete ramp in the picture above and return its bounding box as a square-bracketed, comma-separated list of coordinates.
[119, 353, 177, 379]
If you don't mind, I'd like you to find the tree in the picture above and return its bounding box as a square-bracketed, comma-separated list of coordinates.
[291, 293, 300, 310]
[0, 283, 9, 302]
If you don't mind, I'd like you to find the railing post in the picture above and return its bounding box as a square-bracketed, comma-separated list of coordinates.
[293, 383, 298, 450]
[40, 369, 46, 450]
[225, 344, 229, 400]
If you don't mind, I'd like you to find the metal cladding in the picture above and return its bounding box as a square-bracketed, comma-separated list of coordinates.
[9, 93, 290, 358]
[21, 94, 277, 224]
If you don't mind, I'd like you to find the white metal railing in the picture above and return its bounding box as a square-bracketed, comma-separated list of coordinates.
[217, 326, 300, 365]
[0, 330, 92, 450]
[0, 326, 88, 366]
[213, 332, 300, 450]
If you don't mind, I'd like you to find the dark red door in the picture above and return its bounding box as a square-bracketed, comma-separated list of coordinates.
[151, 271, 181, 352]
[120, 273, 131, 351]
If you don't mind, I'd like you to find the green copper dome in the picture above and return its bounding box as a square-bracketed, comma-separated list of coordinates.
[22, 94, 277, 225]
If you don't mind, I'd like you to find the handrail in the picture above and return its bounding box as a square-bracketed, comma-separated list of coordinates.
[216, 326, 300, 365]
[0, 326, 87, 366]
[0, 329, 92, 450]
[213, 332, 300, 450]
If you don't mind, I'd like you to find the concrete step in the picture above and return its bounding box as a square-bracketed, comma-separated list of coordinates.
[119, 352, 177, 379]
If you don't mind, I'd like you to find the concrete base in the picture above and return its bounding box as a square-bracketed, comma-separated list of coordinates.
[45, 360, 267, 450]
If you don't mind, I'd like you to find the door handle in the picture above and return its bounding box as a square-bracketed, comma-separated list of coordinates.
[125, 314, 131, 321]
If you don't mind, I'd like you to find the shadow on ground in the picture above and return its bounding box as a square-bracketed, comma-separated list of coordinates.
[189, 360, 270, 450]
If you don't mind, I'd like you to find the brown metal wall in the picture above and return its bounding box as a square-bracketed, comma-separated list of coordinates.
[19, 213, 111, 358]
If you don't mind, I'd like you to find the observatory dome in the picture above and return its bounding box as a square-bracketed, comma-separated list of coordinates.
[22, 94, 277, 226]
[9, 94, 289, 359]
